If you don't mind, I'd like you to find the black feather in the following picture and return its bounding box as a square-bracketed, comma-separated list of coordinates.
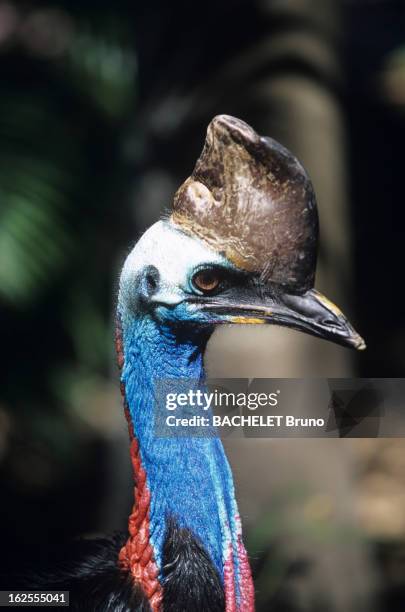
[162, 518, 225, 612]
[0, 533, 150, 612]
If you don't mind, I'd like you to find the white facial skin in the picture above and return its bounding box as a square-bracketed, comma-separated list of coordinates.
[119, 220, 230, 310]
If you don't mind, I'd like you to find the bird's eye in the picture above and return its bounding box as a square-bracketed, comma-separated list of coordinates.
[192, 269, 222, 294]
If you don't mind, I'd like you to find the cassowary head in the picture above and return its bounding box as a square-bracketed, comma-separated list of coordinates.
[120, 114, 364, 351]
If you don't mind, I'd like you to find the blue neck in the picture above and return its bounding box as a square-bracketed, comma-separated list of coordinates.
[119, 309, 241, 585]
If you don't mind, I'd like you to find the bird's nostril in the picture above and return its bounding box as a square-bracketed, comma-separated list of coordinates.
[322, 317, 341, 328]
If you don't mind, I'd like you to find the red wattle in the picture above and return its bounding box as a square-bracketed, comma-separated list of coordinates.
[224, 539, 255, 612]
[224, 543, 237, 612]
[116, 324, 163, 612]
[238, 537, 255, 611]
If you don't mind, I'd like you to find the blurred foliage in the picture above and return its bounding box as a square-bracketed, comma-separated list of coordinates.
[0, 96, 76, 304]
[0, 5, 136, 307]
[380, 45, 405, 107]
[247, 484, 364, 609]
[0, 2, 139, 553]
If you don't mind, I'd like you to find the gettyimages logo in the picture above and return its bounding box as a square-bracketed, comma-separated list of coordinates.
[165, 388, 280, 412]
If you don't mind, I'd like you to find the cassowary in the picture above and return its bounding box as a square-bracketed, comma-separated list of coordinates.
[5, 115, 365, 611]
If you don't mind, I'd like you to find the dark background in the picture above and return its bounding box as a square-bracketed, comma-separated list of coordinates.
[0, 1, 405, 610]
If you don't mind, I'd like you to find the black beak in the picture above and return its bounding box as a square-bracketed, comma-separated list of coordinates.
[195, 287, 365, 351]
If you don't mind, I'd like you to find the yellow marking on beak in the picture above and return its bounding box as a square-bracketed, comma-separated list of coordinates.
[314, 290, 366, 351]
[315, 292, 343, 317]
[230, 316, 266, 324]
